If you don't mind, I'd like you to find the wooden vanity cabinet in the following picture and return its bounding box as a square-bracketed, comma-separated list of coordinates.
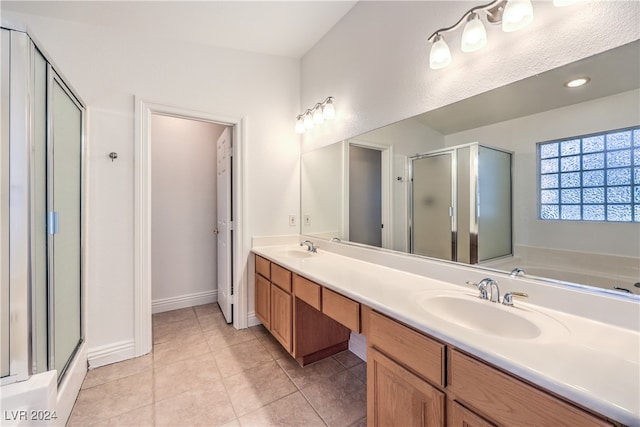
[448, 349, 614, 427]
[254, 256, 350, 365]
[366, 309, 446, 427]
[368, 348, 445, 427]
[447, 399, 496, 427]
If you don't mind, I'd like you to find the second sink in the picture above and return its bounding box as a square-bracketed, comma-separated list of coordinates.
[416, 290, 568, 342]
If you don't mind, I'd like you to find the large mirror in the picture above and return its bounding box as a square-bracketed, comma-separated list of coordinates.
[301, 40, 640, 296]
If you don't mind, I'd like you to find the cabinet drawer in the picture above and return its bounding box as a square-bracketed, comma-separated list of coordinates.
[293, 274, 321, 311]
[369, 310, 445, 388]
[271, 263, 292, 292]
[448, 349, 613, 427]
[322, 288, 360, 332]
[255, 255, 270, 279]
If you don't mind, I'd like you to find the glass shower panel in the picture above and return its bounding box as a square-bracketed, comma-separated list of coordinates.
[411, 153, 454, 260]
[1, 28, 10, 379]
[33, 49, 48, 374]
[51, 76, 82, 378]
[477, 147, 512, 262]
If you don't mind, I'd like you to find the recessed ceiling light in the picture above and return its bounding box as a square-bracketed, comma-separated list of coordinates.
[564, 77, 591, 88]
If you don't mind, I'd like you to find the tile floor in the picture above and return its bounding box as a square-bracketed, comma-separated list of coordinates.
[68, 303, 367, 426]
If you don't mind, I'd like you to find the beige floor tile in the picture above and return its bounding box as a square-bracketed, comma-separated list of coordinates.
[153, 316, 202, 344]
[154, 352, 222, 401]
[82, 354, 153, 390]
[68, 370, 153, 426]
[197, 312, 228, 331]
[223, 360, 297, 416]
[204, 326, 259, 353]
[194, 302, 221, 317]
[349, 417, 367, 427]
[152, 307, 197, 327]
[301, 369, 367, 427]
[349, 362, 367, 384]
[98, 403, 155, 426]
[237, 391, 326, 427]
[333, 351, 364, 369]
[251, 326, 291, 360]
[153, 332, 210, 366]
[154, 381, 236, 426]
[214, 340, 274, 377]
[277, 354, 345, 390]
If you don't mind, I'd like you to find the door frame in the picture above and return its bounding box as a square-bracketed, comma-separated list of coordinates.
[134, 99, 248, 357]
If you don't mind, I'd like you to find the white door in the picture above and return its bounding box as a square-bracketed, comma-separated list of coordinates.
[216, 128, 233, 323]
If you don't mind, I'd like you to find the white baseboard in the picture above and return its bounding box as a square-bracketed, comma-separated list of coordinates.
[348, 332, 367, 362]
[247, 311, 262, 327]
[152, 290, 217, 314]
[87, 340, 135, 369]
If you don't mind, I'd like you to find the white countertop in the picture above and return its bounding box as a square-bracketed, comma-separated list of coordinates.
[252, 244, 640, 426]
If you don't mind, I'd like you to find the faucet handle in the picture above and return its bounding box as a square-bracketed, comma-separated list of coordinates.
[466, 280, 489, 300]
[502, 291, 528, 307]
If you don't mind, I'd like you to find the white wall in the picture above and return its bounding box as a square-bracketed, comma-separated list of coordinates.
[2, 10, 301, 363]
[151, 115, 225, 312]
[300, 1, 640, 151]
[445, 89, 640, 258]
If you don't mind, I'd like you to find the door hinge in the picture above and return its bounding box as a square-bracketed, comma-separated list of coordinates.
[228, 220, 233, 231]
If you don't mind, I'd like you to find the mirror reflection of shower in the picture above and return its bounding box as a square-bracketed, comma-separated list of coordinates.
[410, 143, 512, 264]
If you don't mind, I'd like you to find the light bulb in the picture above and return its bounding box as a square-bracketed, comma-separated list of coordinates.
[564, 77, 590, 88]
[429, 34, 451, 70]
[323, 98, 335, 120]
[313, 104, 324, 124]
[295, 116, 305, 134]
[502, 0, 534, 32]
[461, 13, 487, 53]
[304, 111, 314, 129]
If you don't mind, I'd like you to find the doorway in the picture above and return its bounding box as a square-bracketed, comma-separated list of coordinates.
[150, 115, 231, 321]
[135, 100, 247, 357]
[345, 141, 393, 248]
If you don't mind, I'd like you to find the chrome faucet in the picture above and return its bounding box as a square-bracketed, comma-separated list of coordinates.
[487, 279, 501, 303]
[502, 291, 528, 306]
[510, 267, 525, 277]
[330, 237, 341, 242]
[299, 240, 317, 253]
[466, 278, 496, 300]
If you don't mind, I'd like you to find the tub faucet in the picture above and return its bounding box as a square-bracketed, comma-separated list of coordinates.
[299, 240, 317, 253]
[510, 267, 525, 277]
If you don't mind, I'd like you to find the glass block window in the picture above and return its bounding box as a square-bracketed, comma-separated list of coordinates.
[538, 126, 640, 222]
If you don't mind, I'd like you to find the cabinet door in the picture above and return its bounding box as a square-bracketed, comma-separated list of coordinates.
[447, 399, 496, 427]
[270, 284, 292, 353]
[368, 348, 444, 427]
[255, 274, 271, 329]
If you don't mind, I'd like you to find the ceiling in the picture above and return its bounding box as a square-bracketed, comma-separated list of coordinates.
[416, 40, 640, 135]
[1, 0, 358, 58]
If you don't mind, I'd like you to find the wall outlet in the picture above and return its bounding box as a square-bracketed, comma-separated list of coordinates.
[289, 215, 297, 226]
[304, 214, 311, 226]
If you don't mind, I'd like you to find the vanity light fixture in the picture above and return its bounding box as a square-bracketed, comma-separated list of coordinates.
[295, 97, 335, 134]
[461, 13, 488, 53]
[564, 76, 590, 88]
[429, 0, 576, 70]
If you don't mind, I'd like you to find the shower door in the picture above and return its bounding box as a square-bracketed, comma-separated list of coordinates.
[410, 152, 455, 261]
[49, 69, 83, 380]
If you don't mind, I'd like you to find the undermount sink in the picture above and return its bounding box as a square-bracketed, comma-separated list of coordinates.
[277, 249, 314, 259]
[416, 290, 568, 341]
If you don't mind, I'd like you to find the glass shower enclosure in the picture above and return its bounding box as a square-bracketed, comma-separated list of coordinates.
[410, 143, 512, 265]
[1, 27, 85, 386]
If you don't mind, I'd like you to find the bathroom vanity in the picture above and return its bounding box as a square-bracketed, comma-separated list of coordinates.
[252, 244, 639, 427]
